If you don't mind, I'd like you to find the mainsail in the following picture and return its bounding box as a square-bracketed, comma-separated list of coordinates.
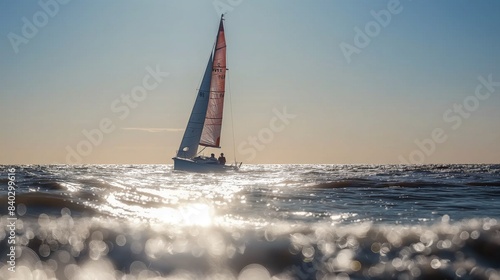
[200, 17, 227, 148]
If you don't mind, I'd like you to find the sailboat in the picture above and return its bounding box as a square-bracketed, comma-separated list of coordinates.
[172, 15, 241, 172]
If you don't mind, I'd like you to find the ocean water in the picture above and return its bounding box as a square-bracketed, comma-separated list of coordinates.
[1, 164, 500, 280]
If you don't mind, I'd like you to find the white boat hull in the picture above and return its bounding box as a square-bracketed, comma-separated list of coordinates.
[172, 157, 238, 173]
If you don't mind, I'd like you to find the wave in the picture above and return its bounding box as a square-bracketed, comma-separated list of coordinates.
[466, 181, 500, 187]
[15, 177, 500, 192]
[313, 178, 375, 188]
[311, 179, 500, 189]
[29, 180, 66, 190]
[0, 192, 95, 217]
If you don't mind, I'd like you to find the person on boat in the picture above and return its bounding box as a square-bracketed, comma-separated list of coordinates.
[218, 153, 226, 165]
[209, 153, 217, 163]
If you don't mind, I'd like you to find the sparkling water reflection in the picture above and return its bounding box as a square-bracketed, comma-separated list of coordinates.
[1, 164, 499, 279]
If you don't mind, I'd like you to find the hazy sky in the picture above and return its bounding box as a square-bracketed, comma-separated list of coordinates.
[1, 0, 499, 164]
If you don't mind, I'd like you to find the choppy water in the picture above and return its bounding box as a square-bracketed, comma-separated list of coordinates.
[1, 164, 500, 279]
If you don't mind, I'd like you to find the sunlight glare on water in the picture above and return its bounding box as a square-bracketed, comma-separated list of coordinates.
[151, 203, 215, 226]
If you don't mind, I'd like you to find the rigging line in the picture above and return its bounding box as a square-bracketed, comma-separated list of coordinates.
[196, 146, 207, 156]
[227, 70, 238, 164]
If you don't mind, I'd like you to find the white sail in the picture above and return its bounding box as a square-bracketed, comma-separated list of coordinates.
[176, 54, 213, 159]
